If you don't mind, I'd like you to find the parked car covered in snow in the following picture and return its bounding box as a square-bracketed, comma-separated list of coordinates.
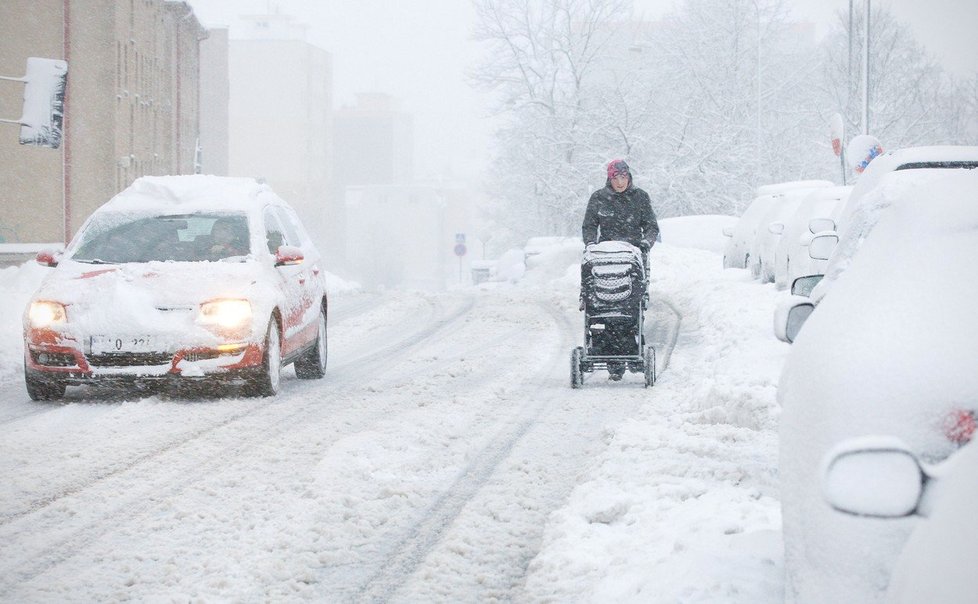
[23, 175, 329, 400]
[722, 180, 831, 270]
[748, 185, 830, 282]
[778, 170, 978, 602]
[773, 186, 850, 290]
[775, 166, 975, 343]
[822, 433, 976, 603]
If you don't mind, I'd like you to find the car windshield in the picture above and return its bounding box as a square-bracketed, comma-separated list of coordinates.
[71, 213, 251, 263]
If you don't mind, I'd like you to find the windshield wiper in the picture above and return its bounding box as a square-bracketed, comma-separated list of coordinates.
[74, 258, 117, 265]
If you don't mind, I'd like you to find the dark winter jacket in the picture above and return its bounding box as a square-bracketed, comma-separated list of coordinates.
[582, 182, 659, 250]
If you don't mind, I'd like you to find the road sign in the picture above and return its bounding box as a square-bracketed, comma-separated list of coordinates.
[454, 243, 467, 257]
[455, 233, 466, 244]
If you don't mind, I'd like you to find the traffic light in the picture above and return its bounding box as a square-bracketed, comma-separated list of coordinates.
[1, 57, 68, 149]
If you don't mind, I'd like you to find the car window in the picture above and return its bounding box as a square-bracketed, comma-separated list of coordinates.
[72, 213, 249, 263]
[272, 207, 302, 248]
[263, 208, 290, 254]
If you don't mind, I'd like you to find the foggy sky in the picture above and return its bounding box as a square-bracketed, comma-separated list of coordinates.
[189, 0, 977, 187]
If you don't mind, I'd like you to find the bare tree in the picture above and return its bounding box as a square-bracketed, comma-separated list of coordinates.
[819, 2, 971, 148]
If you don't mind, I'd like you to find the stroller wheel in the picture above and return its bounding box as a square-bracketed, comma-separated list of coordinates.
[570, 347, 584, 389]
[644, 346, 656, 388]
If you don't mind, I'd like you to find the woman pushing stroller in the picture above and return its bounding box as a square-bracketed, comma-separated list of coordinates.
[581, 159, 660, 380]
[583, 159, 660, 271]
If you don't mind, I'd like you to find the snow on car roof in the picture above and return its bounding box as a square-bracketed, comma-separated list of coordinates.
[98, 175, 282, 215]
[755, 180, 834, 196]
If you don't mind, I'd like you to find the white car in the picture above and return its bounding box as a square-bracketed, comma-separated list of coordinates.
[722, 180, 832, 270]
[778, 169, 978, 602]
[748, 185, 831, 282]
[834, 146, 978, 232]
[822, 433, 976, 603]
[775, 167, 975, 343]
[773, 186, 851, 290]
[23, 175, 329, 399]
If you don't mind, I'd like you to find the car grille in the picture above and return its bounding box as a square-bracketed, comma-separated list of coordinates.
[87, 353, 173, 367]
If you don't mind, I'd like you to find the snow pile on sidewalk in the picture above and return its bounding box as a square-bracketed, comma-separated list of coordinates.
[524, 238, 790, 602]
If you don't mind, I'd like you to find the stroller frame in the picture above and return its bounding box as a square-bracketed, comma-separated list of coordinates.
[571, 242, 656, 388]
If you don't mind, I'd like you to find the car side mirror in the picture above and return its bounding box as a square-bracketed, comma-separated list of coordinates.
[767, 222, 785, 235]
[808, 218, 835, 234]
[809, 233, 839, 261]
[35, 249, 60, 267]
[721, 226, 734, 237]
[274, 245, 304, 266]
[791, 274, 823, 297]
[773, 295, 815, 343]
[822, 437, 924, 518]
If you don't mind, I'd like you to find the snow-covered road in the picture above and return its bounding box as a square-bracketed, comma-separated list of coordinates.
[0, 225, 789, 602]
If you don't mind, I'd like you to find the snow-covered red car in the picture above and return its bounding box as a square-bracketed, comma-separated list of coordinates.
[23, 175, 328, 400]
[822, 433, 977, 603]
[778, 169, 978, 602]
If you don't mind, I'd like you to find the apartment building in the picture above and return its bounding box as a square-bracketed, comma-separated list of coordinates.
[0, 0, 207, 244]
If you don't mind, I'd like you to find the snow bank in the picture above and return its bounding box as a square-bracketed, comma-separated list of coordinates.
[524, 242, 790, 602]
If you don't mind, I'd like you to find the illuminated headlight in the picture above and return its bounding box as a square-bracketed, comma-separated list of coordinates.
[199, 299, 252, 329]
[29, 301, 67, 328]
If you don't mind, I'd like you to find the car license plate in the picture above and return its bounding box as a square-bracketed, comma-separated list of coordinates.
[91, 335, 156, 354]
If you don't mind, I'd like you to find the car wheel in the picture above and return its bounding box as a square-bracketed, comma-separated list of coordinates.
[24, 368, 66, 401]
[294, 306, 327, 379]
[245, 318, 282, 397]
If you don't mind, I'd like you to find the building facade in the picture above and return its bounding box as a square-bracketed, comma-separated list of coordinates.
[0, 0, 206, 244]
[227, 13, 332, 253]
[331, 92, 414, 265]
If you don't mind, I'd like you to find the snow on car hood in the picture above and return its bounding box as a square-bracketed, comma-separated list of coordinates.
[32, 259, 267, 335]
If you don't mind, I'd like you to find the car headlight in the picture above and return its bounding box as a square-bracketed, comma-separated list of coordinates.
[29, 301, 67, 328]
[199, 299, 252, 329]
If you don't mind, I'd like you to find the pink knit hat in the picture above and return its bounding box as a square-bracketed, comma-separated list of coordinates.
[607, 159, 630, 180]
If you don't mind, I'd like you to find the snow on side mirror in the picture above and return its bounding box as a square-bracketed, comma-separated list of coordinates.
[822, 437, 924, 518]
[274, 245, 304, 266]
[722, 226, 734, 237]
[35, 249, 60, 267]
[808, 218, 835, 234]
[791, 274, 823, 297]
[809, 233, 838, 261]
[767, 222, 785, 235]
[774, 295, 814, 343]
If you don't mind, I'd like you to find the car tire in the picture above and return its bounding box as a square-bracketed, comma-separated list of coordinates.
[245, 318, 282, 397]
[25, 368, 66, 401]
[294, 306, 327, 379]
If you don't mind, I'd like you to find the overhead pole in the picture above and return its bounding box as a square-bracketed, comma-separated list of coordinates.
[848, 0, 853, 113]
[862, 0, 870, 135]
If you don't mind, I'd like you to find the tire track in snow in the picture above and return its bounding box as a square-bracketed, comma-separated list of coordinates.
[353, 299, 578, 602]
[0, 295, 480, 589]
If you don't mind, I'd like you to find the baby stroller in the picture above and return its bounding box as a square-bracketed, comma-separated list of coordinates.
[571, 241, 655, 388]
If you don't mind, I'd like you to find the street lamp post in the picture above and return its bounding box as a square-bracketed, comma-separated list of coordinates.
[862, 0, 871, 135]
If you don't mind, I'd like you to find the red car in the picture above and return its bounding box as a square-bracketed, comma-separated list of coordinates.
[23, 175, 328, 399]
